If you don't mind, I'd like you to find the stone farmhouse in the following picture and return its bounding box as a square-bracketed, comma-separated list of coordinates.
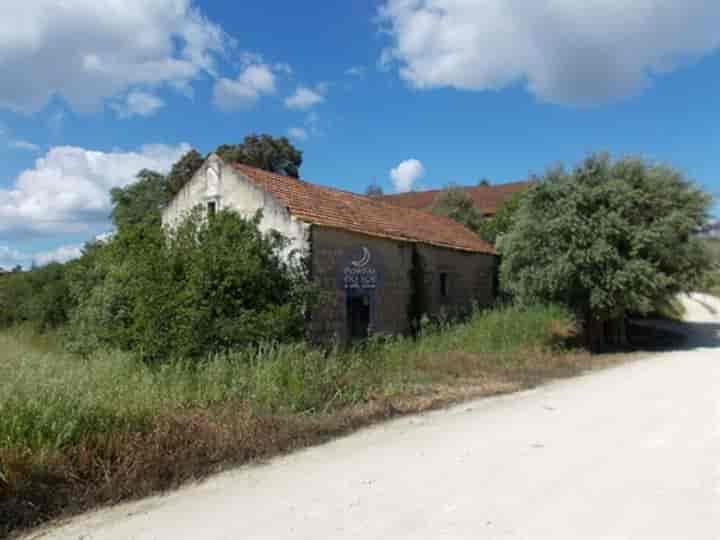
[162, 155, 497, 341]
[378, 180, 532, 217]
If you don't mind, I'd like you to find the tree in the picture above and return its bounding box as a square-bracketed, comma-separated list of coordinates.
[478, 177, 491, 186]
[365, 183, 384, 197]
[476, 191, 525, 246]
[167, 149, 205, 197]
[66, 209, 315, 360]
[499, 153, 712, 347]
[431, 186, 484, 234]
[110, 169, 169, 229]
[216, 134, 302, 178]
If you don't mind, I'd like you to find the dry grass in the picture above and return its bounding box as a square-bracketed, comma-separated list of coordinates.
[0, 305, 626, 538]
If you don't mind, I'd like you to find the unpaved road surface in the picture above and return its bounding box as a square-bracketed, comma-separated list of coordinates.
[31, 295, 720, 540]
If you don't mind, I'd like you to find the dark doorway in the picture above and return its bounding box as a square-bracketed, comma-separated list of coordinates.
[347, 294, 371, 340]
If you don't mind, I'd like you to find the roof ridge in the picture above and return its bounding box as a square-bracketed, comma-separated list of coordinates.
[229, 162, 495, 255]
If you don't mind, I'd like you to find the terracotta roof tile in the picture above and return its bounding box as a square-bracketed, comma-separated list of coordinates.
[232, 163, 495, 255]
[378, 181, 532, 216]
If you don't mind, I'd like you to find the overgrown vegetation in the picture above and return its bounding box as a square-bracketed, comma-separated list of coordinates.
[1, 304, 584, 536]
[64, 209, 313, 361]
[430, 186, 525, 246]
[499, 153, 712, 346]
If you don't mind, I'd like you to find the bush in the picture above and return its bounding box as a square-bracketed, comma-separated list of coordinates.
[65, 209, 314, 360]
[0, 263, 70, 332]
[499, 153, 712, 345]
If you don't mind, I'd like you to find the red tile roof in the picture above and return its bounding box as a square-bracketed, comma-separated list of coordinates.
[378, 181, 532, 216]
[232, 163, 495, 255]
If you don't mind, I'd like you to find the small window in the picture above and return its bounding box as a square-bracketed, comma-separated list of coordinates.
[440, 272, 449, 298]
[207, 200, 217, 218]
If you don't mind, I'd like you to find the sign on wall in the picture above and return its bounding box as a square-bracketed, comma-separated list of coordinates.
[341, 246, 379, 290]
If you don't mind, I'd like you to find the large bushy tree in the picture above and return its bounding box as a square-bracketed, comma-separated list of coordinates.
[110, 169, 169, 228]
[499, 153, 712, 346]
[476, 191, 525, 246]
[216, 134, 302, 178]
[167, 149, 205, 197]
[431, 187, 484, 234]
[66, 209, 314, 360]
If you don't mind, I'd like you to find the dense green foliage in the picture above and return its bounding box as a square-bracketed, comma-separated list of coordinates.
[476, 191, 525, 246]
[160, 134, 304, 200]
[0, 263, 70, 331]
[65, 210, 313, 360]
[499, 154, 712, 339]
[216, 134, 302, 178]
[699, 237, 720, 295]
[166, 149, 205, 197]
[110, 169, 169, 228]
[365, 183, 384, 197]
[431, 187, 484, 233]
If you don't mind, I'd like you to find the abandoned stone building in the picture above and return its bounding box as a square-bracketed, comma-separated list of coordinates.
[162, 155, 497, 341]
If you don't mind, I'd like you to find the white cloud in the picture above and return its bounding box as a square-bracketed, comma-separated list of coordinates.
[390, 159, 425, 193]
[213, 64, 277, 111]
[345, 66, 365, 77]
[287, 127, 308, 140]
[9, 140, 40, 151]
[33, 244, 84, 266]
[378, 0, 720, 106]
[0, 143, 189, 235]
[0, 0, 227, 113]
[284, 86, 325, 110]
[0, 243, 83, 269]
[0, 246, 24, 269]
[112, 91, 166, 118]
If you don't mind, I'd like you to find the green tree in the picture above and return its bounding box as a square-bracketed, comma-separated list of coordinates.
[110, 169, 169, 228]
[476, 191, 525, 246]
[431, 186, 484, 234]
[67, 210, 314, 360]
[216, 134, 302, 178]
[167, 149, 205, 197]
[365, 183, 384, 197]
[499, 153, 712, 347]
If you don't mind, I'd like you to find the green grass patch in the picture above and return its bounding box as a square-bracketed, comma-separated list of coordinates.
[1, 304, 582, 536]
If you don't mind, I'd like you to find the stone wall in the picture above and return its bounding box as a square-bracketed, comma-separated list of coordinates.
[309, 226, 496, 342]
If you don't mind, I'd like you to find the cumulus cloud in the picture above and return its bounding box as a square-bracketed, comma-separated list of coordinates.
[287, 127, 308, 140]
[390, 159, 425, 192]
[0, 243, 83, 269]
[0, 0, 227, 113]
[0, 143, 189, 235]
[112, 91, 166, 118]
[213, 64, 277, 111]
[378, 0, 720, 106]
[284, 86, 325, 110]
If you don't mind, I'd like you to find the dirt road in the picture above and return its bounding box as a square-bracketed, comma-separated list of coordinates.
[31, 294, 720, 539]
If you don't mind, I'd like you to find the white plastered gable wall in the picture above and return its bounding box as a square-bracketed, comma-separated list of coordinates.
[161, 154, 311, 262]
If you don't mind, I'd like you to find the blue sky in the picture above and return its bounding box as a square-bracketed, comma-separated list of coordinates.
[1, 0, 719, 268]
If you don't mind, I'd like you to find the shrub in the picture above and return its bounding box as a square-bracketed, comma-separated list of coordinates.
[65, 209, 314, 360]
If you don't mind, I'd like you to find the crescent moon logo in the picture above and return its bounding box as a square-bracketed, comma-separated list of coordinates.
[351, 247, 371, 268]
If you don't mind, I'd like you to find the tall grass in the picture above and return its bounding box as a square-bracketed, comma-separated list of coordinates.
[1, 304, 579, 536]
[1, 305, 571, 453]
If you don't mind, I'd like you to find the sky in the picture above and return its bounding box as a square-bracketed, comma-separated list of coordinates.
[1, 0, 719, 269]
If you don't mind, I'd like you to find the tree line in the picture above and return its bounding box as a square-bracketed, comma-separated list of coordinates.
[0, 140, 715, 351]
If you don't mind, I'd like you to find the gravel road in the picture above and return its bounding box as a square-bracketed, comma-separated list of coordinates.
[30, 294, 720, 540]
